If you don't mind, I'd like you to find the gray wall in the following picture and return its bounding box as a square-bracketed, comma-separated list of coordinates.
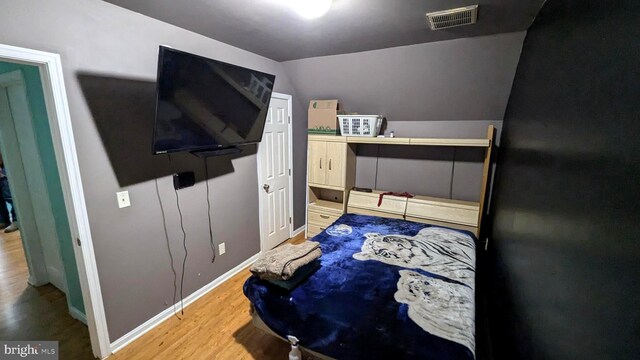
[0, 0, 306, 341]
[488, 0, 640, 359]
[283, 32, 524, 202]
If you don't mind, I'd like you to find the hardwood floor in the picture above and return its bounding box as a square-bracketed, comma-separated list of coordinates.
[0, 230, 94, 359]
[109, 233, 306, 360]
[0, 230, 307, 359]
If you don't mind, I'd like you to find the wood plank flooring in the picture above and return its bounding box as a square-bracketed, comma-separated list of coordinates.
[109, 233, 306, 360]
[0, 230, 93, 359]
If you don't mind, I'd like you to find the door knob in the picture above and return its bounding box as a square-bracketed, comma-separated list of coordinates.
[263, 184, 270, 192]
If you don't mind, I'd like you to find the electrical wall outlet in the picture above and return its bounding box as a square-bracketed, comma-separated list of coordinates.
[218, 243, 226, 255]
[116, 191, 130, 208]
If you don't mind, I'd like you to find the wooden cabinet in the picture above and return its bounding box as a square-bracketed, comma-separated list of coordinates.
[308, 140, 326, 185]
[306, 204, 342, 238]
[308, 140, 346, 188]
[306, 136, 356, 238]
[325, 142, 346, 187]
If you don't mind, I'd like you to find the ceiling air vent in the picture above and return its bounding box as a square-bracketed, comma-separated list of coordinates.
[426, 5, 478, 30]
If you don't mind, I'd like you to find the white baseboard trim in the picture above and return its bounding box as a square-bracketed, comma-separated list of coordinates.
[292, 225, 305, 238]
[110, 252, 261, 354]
[70, 305, 87, 325]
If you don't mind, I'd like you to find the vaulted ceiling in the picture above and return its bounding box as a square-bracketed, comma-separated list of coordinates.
[105, 0, 545, 61]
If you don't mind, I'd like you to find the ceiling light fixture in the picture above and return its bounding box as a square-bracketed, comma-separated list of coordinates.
[291, 0, 332, 19]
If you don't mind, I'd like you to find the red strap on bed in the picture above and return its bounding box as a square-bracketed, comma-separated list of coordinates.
[377, 192, 414, 207]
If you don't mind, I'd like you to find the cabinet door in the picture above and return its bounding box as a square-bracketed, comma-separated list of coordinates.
[325, 142, 346, 187]
[308, 141, 326, 185]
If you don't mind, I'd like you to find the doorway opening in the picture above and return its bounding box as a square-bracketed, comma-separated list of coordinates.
[0, 60, 93, 358]
[0, 43, 111, 359]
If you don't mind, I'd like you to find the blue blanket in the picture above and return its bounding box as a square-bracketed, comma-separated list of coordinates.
[244, 214, 477, 359]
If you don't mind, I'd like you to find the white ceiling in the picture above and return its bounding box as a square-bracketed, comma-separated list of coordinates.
[105, 0, 545, 61]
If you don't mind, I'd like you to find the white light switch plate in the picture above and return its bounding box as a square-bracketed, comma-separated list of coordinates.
[218, 243, 226, 255]
[116, 191, 130, 208]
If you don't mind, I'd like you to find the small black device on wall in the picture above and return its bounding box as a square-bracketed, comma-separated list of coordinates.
[173, 171, 195, 190]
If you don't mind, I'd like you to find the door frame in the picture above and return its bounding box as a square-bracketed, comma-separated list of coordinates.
[257, 92, 294, 252]
[0, 44, 111, 358]
[0, 69, 68, 292]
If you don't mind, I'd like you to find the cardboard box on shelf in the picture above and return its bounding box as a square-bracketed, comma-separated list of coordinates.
[308, 100, 340, 135]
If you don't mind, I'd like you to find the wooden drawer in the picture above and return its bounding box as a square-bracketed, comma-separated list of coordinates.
[346, 207, 405, 220]
[406, 196, 479, 227]
[348, 190, 408, 216]
[308, 200, 343, 216]
[405, 216, 478, 236]
[306, 223, 329, 238]
[307, 210, 339, 227]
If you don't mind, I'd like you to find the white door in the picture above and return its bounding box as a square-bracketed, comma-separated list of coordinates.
[0, 70, 66, 292]
[258, 95, 292, 250]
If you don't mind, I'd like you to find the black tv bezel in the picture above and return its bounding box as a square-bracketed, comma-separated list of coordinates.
[152, 46, 276, 155]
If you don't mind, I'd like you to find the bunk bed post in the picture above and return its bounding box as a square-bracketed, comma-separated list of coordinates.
[476, 125, 495, 237]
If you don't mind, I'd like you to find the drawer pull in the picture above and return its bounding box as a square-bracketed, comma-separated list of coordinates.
[320, 158, 322, 169]
[320, 227, 326, 231]
[320, 215, 330, 219]
[329, 159, 332, 170]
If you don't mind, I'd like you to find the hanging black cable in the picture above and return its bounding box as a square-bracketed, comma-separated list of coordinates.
[204, 158, 216, 263]
[168, 154, 188, 315]
[154, 178, 181, 321]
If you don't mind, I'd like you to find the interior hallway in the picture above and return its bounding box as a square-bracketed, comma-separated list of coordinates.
[0, 230, 93, 359]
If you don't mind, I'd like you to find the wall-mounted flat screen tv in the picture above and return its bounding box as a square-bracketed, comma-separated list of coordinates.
[152, 46, 276, 155]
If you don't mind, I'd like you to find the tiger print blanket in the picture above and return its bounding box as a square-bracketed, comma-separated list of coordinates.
[353, 227, 476, 354]
[244, 213, 476, 359]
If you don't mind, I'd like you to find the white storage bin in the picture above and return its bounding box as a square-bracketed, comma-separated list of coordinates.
[338, 115, 383, 137]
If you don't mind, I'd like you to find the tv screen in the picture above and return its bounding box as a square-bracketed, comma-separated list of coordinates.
[152, 46, 276, 154]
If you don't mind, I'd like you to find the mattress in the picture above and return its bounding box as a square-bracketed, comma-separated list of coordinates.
[244, 213, 477, 359]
